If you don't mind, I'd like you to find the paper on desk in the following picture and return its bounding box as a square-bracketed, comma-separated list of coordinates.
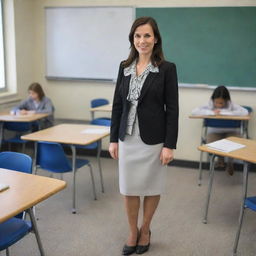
[206, 139, 245, 153]
[81, 127, 110, 134]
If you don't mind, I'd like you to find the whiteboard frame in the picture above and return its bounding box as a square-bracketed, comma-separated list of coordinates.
[44, 6, 135, 82]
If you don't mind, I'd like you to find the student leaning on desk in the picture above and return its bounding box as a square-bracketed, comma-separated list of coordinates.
[11, 82, 54, 128]
[191, 85, 248, 175]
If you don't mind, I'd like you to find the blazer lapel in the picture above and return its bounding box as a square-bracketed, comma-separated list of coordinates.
[122, 74, 131, 99]
[138, 72, 158, 103]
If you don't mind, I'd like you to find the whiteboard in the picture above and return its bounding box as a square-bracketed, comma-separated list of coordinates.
[45, 7, 134, 81]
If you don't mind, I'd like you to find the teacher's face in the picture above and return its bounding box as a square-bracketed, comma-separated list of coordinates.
[133, 23, 156, 57]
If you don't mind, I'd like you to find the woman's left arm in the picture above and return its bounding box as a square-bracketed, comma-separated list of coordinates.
[36, 98, 54, 114]
[160, 63, 179, 165]
[164, 63, 179, 149]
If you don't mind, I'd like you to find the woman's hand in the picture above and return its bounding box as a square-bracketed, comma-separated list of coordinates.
[213, 109, 221, 115]
[19, 109, 28, 115]
[160, 147, 174, 165]
[109, 142, 119, 160]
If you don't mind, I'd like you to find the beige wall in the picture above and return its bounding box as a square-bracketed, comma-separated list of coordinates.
[13, 0, 256, 160]
[14, 0, 36, 98]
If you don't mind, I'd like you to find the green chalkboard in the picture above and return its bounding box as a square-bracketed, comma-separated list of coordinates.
[136, 7, 256, 88]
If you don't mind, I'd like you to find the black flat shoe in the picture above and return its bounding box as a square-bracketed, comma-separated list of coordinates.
[122, 244, 137, 255]
[136, 230, 151, 254]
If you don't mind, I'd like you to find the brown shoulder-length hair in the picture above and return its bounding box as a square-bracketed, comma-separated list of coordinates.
[28, 83, 45, 101]
[122, 16, 165, 68]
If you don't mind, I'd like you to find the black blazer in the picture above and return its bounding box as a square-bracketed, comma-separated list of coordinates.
[110, 60, 179, 149]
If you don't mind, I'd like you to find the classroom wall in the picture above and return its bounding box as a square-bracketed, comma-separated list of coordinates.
[13, 0, 256, 161]
[13, 0, 36, 99]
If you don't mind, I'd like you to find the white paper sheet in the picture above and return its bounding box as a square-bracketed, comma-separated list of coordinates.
[206, 139, 245, 153]
[81, 128, 110, 134]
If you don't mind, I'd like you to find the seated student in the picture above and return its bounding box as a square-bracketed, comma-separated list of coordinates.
[192, 85, 248, 175]
[12, 82, 54, 128]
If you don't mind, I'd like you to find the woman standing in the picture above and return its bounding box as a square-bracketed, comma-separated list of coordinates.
[109, 17, 179, 255]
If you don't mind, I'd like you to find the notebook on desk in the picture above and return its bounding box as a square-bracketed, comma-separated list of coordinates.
[206, 139, 246, 153]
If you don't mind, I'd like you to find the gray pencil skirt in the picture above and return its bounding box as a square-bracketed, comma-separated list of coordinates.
[118, 119, 167, 196]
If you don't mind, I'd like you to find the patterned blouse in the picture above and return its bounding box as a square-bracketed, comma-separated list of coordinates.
[124, 60, 159, 135]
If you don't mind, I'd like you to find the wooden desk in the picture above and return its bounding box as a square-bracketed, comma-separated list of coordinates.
[21, 124, 110, 213]
[189, 114, 251, 121]
[198, 136, 256, 223]
[0, 168, 66, 222]
[189, 114, 251, 185]
[0, 112, 49, 122]
[0, 112, 49, 149]
[89, 104, 112, 119]
[0, 168, 66, 255]
[198, 137, 256, 255]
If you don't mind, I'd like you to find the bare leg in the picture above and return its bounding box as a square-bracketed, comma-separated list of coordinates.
[124, 196, 140, 246]
[139, 195, 160, 245]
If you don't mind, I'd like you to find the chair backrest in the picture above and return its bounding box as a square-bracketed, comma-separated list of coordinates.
[3, 122, 32, 132]
[204, 119, 241, 128]
[90, 118, 111, 126]
[242, 105, 253, 113]
[37, 142, 72, 173]
[90, 98, 109, 108]
[0, 152, 32, 174]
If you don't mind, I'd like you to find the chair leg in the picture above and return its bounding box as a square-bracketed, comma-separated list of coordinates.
[27, 208, 45, 256]
[233, 207, 246, 256]
[198, 151, 204, 186]
[97, 140, 104, 193]
[6, 248, 10, 256]
[88, 163, 97, 200]
[22, 143, 26, 153]
[203, 154, 216, 224]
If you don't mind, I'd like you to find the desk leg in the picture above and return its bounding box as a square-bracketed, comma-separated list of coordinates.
[71, 145, 77, 214]
[198, 151, 204, 186]
[233, 162, 249, 256]
[97, 139, 104, 193]
[27, 208, 45, 256]
[33, 142, 38, 174]
[240, 120, 245, 138]
[91, 111, 95, 120]
[0, 121, 3, 150]
[203, 154, 216, 224]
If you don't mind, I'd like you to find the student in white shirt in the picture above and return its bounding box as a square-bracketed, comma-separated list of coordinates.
[192, 85, 248, 175]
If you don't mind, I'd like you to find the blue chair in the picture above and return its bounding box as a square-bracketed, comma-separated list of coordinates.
[242, 106, 253, 139]
[0, 151, 32, 174]
[90, 98, 111, 121]
[198, 105, 253, 185]
[0, 152, 45, 256]
[2, 121, 38, 152]
[36, 142, 97, 213]
[233, 196, 256, 255]
[0, 151, 33, 220]
[74, 118, 111, 193]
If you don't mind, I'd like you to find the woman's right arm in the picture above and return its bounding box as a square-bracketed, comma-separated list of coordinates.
[109, 62, 124, 159]
[191, 105, 214, 116]
[11, 99, 30, 113]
